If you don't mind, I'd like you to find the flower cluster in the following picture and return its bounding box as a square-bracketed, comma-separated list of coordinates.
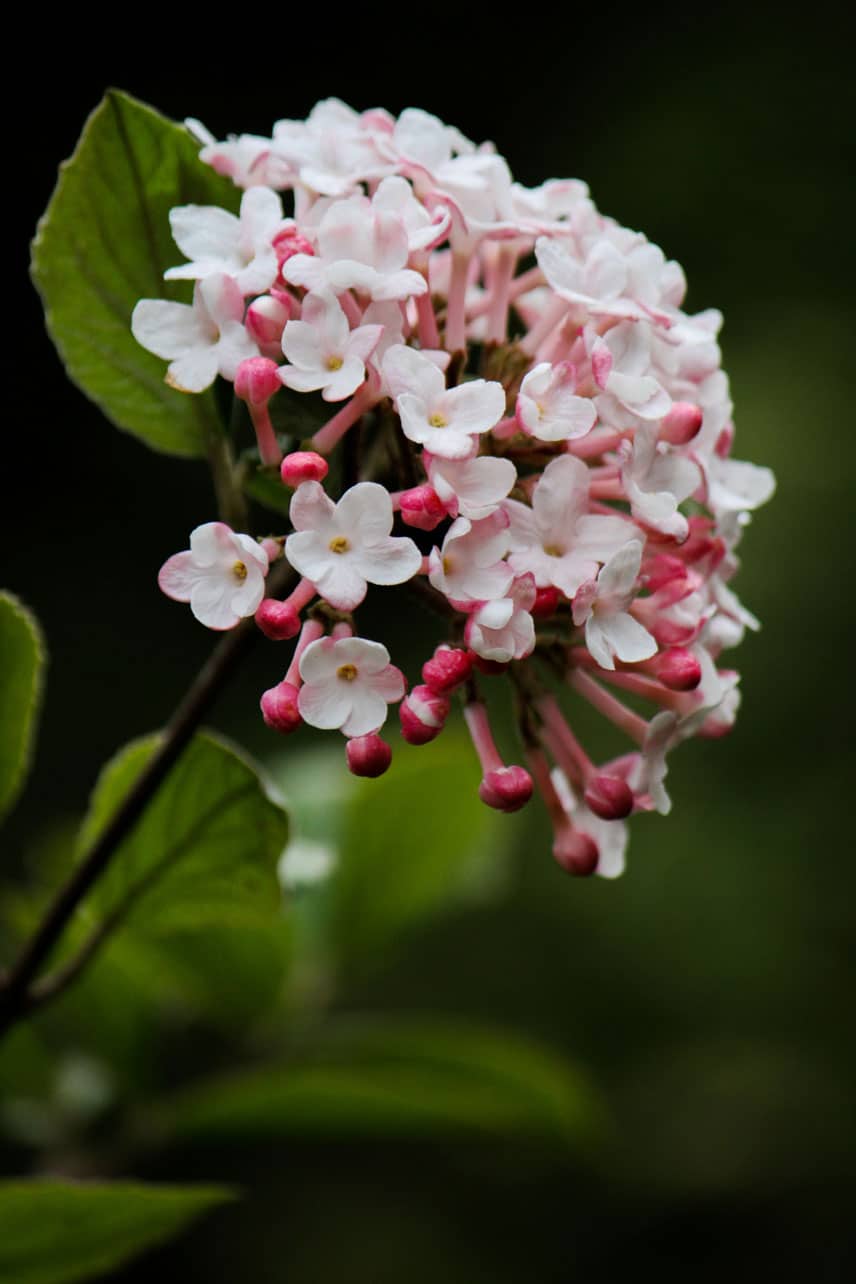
[137, 100, 774, 879]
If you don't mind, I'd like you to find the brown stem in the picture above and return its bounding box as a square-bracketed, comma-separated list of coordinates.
[0, 559, 296, 1039]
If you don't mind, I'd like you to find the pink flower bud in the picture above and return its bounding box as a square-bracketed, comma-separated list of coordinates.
[399, 484, 447, 531]
[346, 733, 392, 777]
[280, 451, 329, 487]
[399, 685, 451, 745]
[659, 401, 703, 445]
[246, 295, 293, 352]
[255, 599, 301, 641]
[260, 681, 302, 733]
[478, 765, 533, 812]
[235, 357, 281, 405]
[649, 647, 702, 691]
[532, 585, 560, 617]
[422, 646, 473, 695]
[273, 227, 315, 268]
[584, 774, 634, 820]
[553, 828, 599, 877]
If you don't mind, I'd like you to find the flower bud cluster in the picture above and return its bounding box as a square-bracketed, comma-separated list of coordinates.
[141, 101, 774, 879]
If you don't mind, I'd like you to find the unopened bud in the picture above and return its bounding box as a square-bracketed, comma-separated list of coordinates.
[346, 734, 392, 777]
[532, 585, 560, 617]
[273, 227, 315, 269]
[280, 451, 329, 487]
[260, 681, 302, 734]
[584, 774, 634, 820]
[399, 685, 450, 745]
[660, 401, 703, 445]
[256, 599, 301, 641]
[553, 828, 599, 876]
[478, 765, 533, 813]
[399, 484, 447, 531]
[246, 295, 293, 352]
[650, 647, 702, 691]
[422, 645, 472, 695]
[235, 357, 281, 405]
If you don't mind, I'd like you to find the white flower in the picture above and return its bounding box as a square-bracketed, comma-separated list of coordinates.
[164, 187, 288, 295]
[591, 322, 672, 423]
[506, 455, 639, 597]
[279, 292, 382, 401]
[158, 522, 268, 630]
[465, 574, 536, 662]
[572, 541, 657, 670]
[298, 636, 405, 736]
[285, 482, 421, 610]
[426, 452, 517, 519]
[282, 192, 427, 301]
[620, 424, 701, 540]
[516, 362, 596, 442]
[428, 511, 513, 604]
[383, 344, 506, 460]
[131, 274, 257, 392]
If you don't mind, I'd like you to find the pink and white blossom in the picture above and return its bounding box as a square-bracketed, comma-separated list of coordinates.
[572, 541, 657, 671]
[298, 636, 405, 737]
[465, 574, 537, 663]
[279, 292, 383, 401]
[285, 481, 421, 610]
[164, 187, 288, 295]
[131, 274, 257, 392]
[159, 522, 268, 630]
[383, 345, 506, 460]
[428, 511, 514, 605]
[516, 361, 597, 442]
[506, 455, 640, 597]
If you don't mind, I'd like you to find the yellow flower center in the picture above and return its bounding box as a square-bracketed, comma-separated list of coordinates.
[337, 663, 358, 682]
[232, 560, 248, 580]
[428, 413, 448, 428]
[329, 536, 350, 554]
[442, 555, 454, 576]
[326, 355, 344, 371]
[543, 544, 564, 558]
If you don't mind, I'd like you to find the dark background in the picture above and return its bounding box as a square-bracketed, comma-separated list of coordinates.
[5, 9, 855, 1281]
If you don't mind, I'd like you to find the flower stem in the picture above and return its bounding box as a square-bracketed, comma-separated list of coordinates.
[0, 559, 297, 1039]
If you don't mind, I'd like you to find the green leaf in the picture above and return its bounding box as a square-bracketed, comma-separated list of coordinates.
[31, 89, 239, 457]
[0, 1179, 235, 1284]
[80, 731, 288, 933]
[164, 1017, 600, 1144]
[0, 592, 45, 824]
[326, 730, 512, 966]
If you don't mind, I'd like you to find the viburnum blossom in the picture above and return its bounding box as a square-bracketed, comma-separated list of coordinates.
[141, 99, 775, 879]
[158, 522, 269, 629]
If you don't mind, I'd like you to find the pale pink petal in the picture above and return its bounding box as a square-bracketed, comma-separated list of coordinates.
[290, 481, 337, 531]
[340, 687, 388, 737]
[298, 680, 353, 730]
[158, 551, 197, 601]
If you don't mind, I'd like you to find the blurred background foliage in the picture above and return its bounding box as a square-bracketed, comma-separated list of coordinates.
[2, 7, 853, 1280]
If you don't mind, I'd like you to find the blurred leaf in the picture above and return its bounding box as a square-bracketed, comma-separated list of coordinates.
[242, 463, 294, 518]
[0, 1179, 235, 1284]
[0, 592, 45, 824]
[30, 89, 238, 457]
[81, 731, 288, 932]
[325, 731, 511, 967]
[164, 1017, 600, 1144]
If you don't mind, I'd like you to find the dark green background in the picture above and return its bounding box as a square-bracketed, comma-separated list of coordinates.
[5, 10, 854, 1280]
